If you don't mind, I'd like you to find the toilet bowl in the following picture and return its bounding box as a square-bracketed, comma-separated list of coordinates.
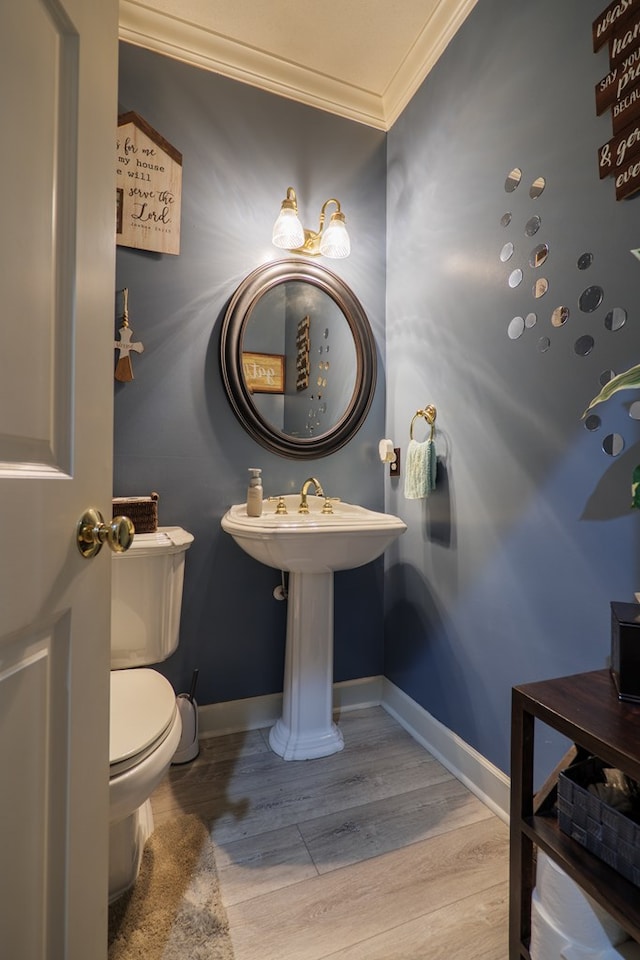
[108, 527, 194, 902]
[108, 668, 183, 901]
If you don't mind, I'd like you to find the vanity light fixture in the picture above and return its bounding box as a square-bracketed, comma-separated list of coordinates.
[272, 187, 351, 259]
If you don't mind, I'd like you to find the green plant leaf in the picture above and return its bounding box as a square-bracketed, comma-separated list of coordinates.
[581, 362, 640, 418]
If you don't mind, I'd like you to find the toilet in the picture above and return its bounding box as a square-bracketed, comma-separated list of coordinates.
[108, 525, 194, 902]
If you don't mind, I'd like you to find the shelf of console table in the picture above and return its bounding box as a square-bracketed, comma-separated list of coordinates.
[509, 669, 640, 960]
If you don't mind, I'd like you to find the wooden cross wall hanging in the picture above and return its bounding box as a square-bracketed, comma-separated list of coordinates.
[114, 288, 144, 382]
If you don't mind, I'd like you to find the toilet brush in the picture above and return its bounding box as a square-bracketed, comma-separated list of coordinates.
[172, 668, 200, 764]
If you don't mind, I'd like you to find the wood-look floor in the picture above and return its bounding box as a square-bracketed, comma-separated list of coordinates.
[151, 706, 509, 959]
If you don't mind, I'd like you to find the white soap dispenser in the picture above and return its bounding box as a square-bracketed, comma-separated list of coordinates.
[246, 468, 263, 517]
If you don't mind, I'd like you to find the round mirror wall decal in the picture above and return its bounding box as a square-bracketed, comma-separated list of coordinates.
[505, 168, 522, 192]
[508, 268, 523, 288]
[529, 176, 546, 199]
[579, 285, 604, 312]
[600, 369, 615, 385]
[584, 414, 601, 431]
[508, 316, 525, 340]
[574, 335, 595, 357]
[525, 215, 541, 237]
[551, 306, 569, 327]
[525, 312, 537, 328]
[500, 242, 514, 262]
[538, 336, 551, 352]
[630, 400, 640, 420]
[577, 252, 593, 270]
[604, 307, 626, 331]
[603, 433, 624, 456]
[220, 259, 377, 459]
[529, 243, 549, 268]
[533, 278, 548, 298]
[500, 212, 512, 227]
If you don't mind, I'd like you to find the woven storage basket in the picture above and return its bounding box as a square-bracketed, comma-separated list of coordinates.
[112, 492, 159, 534]
[557, 756, 640, 886]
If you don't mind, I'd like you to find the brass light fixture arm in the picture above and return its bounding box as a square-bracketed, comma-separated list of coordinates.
[293, 197, 344, 257]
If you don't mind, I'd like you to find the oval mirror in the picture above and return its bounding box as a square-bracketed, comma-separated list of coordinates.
[220, 259, 377, 459]
[525, 215, 541, 237]
[505, 168, 522, 192]
[529, 176, 546, 199]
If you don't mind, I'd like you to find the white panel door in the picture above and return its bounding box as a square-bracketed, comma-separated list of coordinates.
[0, 1, 117, 957]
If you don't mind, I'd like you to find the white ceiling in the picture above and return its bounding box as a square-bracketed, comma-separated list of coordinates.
[119, 0, 477, 130]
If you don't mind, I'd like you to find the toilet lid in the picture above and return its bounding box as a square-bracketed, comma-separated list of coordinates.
[110, 669, 177, 776]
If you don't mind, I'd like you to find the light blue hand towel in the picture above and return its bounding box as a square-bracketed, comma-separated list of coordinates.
[404, 438, 437, 499]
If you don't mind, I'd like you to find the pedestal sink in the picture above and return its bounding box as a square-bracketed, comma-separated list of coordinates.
[221, 494, 406, 760]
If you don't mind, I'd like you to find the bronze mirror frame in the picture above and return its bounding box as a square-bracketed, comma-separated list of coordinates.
[220, 259, 377, 459]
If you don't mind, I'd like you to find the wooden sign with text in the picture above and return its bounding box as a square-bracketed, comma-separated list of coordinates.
[595, 43, 640, 114]
[116, 112, 182, 255]
[598, 116, 640, 179]
[610, 13, 640, 64]
[593, 0, 640, 198]
[593, 0, 640, 52]
[242, 353, 285, 394]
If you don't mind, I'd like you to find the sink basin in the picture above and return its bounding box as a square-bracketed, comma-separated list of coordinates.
[221, 494, 406, 762]
[221, 494, 406, 573]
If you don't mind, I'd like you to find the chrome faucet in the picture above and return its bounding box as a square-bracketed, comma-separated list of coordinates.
[299, 477, 325, 513]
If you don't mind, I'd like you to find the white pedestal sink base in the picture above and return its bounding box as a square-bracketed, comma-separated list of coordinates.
[268, 571, 344, 761]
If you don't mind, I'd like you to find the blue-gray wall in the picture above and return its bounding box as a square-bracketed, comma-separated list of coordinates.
[385, 0, 640, 777]
[115, 44, 387, 706]
[117, 0, 640, 782]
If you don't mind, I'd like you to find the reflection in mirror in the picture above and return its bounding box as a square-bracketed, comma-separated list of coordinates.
[220, 259, 376, 459]
[500, 212, 512, 227]
[530, 243, 549, 268]
[525, 312, 537, 328]
[525, 215, 541, 237]
[551, 306, 569, 327]
[604, 307, 626, 331]
[509, 268, 523, 288]
[529, 176, 546, 199]
[600, 369, 615, 385]
[508, 316, 525, 339]
[579, 285, 604, 312]
[500, 242, 514, 262]
[242, 280, 356, 438]
[630, 400, 640, 420]
[533, 277, 548, 298]
[574, 335, 595, 356]
[577, 252, 593, 270]
[505, 168, 522, 192]
[603, 433, 624, 456]
[584, 414, 601, 431]
[538, 336, 551, 352]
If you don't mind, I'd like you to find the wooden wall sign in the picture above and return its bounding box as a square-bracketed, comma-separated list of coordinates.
[593, 0, 640, 52]
[242, 353, 285, 394]
[116, 112, 182, 255]
[594, 0, 640, 198]
[598, 116, 640, 178]
[296, 316, 310, 392]
[610, 14, 640, 64]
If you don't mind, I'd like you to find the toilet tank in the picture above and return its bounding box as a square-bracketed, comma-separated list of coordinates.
[111, 526, 194, 669]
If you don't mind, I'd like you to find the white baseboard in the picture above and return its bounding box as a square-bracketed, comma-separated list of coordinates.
[381, 678, 510, 823]
[198, 675, 510, 823]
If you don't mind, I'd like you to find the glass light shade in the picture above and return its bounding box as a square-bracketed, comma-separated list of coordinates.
[272, 207, 305, 249]
[319, 215, 350, 259]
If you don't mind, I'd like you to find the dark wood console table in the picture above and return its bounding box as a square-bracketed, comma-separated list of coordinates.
[510, 669, 640, 960]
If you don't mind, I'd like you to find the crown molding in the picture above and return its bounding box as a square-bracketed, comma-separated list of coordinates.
[118, 0, 477, 132]
[118, 0, 386, 130]
[383, 0, 478, 128]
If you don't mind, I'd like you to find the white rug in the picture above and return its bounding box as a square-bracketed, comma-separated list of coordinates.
[108, 814, 234, 960]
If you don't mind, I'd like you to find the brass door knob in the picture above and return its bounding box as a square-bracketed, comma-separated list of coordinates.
[77, 508, 135, 558]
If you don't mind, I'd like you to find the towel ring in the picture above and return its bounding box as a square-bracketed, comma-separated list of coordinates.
[410, 404, 437, 441]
